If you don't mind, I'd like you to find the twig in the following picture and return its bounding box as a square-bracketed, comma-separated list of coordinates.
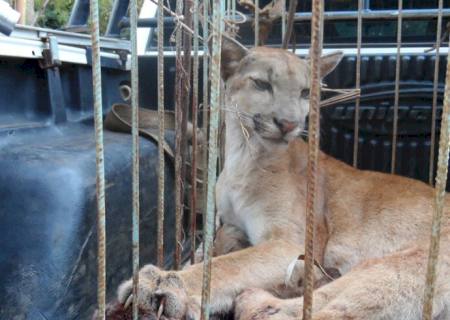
[149, 0, 248, 52]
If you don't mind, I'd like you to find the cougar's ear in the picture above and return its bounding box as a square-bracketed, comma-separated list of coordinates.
[221, 37, 248, 81]
[320, 51, 344, 78]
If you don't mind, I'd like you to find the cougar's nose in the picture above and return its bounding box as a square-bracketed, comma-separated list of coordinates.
[273, 118, 298, 134]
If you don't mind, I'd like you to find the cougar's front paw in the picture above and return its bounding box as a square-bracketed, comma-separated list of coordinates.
[235, 288, 292, 320]
[117, 265, 200, 319]
[235, 288, 303, 320]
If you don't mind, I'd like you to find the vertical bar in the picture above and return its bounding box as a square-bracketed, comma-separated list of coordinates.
[255, 0, 259, 46]
[281, 0, 286, 40]
[89, 0, 106, 317]
[390, 0, 402, 174]
[282, 0, 298, 49]
[202, 0, 210, 218]
[200, 0, 223, 318]
[130, 0, 140, 317]
[422, 33, 450, 320]
[303, 0, 323, 319]
[232, 0, 236, 19]
[174, 0, 183, 270]
[352, 0, 363, 167]
[157, 0, 165, 268]
[429, 0, 444, 185]
[190, 0, 200, 264]
[176, 0, 194, 270]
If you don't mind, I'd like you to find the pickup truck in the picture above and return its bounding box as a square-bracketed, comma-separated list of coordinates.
[0, 0, 448, 319]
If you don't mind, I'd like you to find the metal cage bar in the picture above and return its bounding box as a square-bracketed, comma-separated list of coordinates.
[89, 0, 107, 317]
[255, 0, 259, 46]
[293, 9, 450, 21]
[130, 0, 140, 317]
[200, 0, 224, 318]
[157, 0, 165, 268]
[181, 0, 194, 267]
[422, 31, 450, 320]
[190, 0, 200, 264]
[281, 0, 286, 39]
[391, 0, 403, 174]
[429, 0, 444, 185]
[202, 0, 210, 221]
[352, 0, 363, 167]
[174, 0, 184, 270]
[303, 0, 324, 319]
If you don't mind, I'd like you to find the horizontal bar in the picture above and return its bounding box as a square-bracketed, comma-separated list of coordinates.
[294, 9, 450, 21]
[227, 9, 450, 23]
[9, 24, 130, 51]
[137, 8, 450, 36]
[142, 46, 450, 57]
[119, 16, 177, 28]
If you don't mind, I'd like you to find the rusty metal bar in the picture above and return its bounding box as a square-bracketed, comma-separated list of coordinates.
[129, 0, 140, 317]
[157, 0, 165, 268]
[200, 0, 223, 318]
[130, 0, 140, 317]
[352, 0, 363, 167]
[176, 0, 193, 270]
[202, 0, 210, 219]
[190, 0, 200, 264]
[89, 0, 106, 317]
[302, 0, 323, 319]
[255, 0, 259, 46]
[174, 0, 183, 270]
[422, 32, 450, 320]
[391, 0, 403, 174]
[429, 0, 444, 185]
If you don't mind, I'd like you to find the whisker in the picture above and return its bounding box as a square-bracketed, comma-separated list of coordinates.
[221, 107, 253, 120]
[222, 106, 254, 117]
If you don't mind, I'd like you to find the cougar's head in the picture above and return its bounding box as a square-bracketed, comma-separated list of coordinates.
[221, 40, 343, 144]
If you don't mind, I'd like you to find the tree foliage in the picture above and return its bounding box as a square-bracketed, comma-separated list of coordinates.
[34, 0, 113, 34]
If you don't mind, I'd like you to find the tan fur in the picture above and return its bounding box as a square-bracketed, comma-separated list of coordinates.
[114, 44, 450, 320]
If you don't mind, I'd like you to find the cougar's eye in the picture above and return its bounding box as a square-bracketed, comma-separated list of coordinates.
[300, 88, 310, 99]
[251, 78, 272, 93]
